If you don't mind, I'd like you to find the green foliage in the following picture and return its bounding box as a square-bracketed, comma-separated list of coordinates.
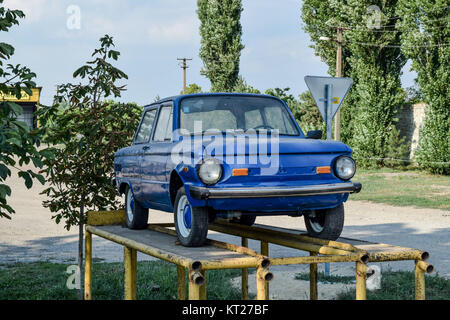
[264, 88, 324, 135]
[302, 0, 407, 167]
[198, 0, 245, 92]
[384, 126, 411, 168]
[0, 0, 50, 219]
[233, 76, 261, 94]
[181, 83, 202, 95]
[396, 1, 449, 174]
[38, 35, 140, 230]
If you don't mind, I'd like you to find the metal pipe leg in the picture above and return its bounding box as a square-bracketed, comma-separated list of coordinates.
[177, 266, 186, 300]
[309, 252, 318, 300]
[200, 270, 207, 300]
[131, 248, 137, 299]
[124, 246, 137, 300]
[241, 237, 249, 300]
[256, 265, 273, 300]
[188, 270, 204, 300]
[355, 262, 368, 300]
[415, 260, 433, 300]
[261, 241, 269, 300]
[84, 231, 92, 300]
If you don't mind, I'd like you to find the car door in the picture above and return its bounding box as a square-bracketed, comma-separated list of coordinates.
[140, 103, 174, 210]
[132, 107, 157, 204]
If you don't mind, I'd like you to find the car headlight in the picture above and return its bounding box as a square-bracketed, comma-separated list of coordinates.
[334, 156, 356, 180]
[197, 159, 222, 185]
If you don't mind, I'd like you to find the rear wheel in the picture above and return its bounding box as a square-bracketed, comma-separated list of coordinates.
[125, 185, 149, 229]
[174, 187, 208, 247]
[304, 204, 344, 240]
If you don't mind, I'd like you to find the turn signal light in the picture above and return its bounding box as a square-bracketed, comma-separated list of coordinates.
[232, 168, 249, 176]
[316, 166, 331, 174]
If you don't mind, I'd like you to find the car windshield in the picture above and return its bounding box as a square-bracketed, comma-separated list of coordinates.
[179, 96, 299, 136]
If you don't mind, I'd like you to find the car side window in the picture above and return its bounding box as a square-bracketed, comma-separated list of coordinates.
[153, 106, 173, 142]
[134, 109, 157, 144]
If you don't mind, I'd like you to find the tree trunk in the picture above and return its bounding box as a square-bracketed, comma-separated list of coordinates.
[78, 203, 85, 300]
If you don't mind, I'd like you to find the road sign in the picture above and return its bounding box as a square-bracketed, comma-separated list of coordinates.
[304, 76, 353, 140]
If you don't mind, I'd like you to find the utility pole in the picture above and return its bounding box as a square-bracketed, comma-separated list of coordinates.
[177, 58, 192, 94]
[334, 27, 343, 141]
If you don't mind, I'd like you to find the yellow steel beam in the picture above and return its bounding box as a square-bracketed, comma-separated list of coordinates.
[209, 222, 357, 256]
[84, 230, 92, 300]
[270, 253, 366, 265]
[200, 270, 207, 300]
[215, 220, 362, 253]
[256, 266, 273, 300]
[87, 225, 197, 269]
[241, 237, 249, 300]
[415, 260, 433, 300]
[355, 262, 369, 300]
[309, 252, 318, 300]
[124, 246, 137, 300]
[188, 270, 204, 300]
[177, 266, 186, 300]
[87, 210, 126, 226]
[261, 241, 269, 300]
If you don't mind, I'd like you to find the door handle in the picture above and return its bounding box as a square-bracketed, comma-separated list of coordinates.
[142, 146, 151, 151]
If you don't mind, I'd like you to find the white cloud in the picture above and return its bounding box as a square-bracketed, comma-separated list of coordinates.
[3, 0, 51, 23]
[147, 18, 199, 45]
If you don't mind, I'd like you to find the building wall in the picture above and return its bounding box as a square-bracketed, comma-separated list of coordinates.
[396, 102, 426, 159]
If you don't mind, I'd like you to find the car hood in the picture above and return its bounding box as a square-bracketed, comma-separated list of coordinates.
[188, 135, 352, 156]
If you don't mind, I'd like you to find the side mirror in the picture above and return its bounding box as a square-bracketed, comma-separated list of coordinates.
[306, 130, 322, 140]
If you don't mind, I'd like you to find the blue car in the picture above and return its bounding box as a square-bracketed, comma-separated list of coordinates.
[114, 93, 361, 246]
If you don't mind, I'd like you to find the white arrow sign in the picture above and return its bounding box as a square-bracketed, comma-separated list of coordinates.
[304, 76, 353, 140]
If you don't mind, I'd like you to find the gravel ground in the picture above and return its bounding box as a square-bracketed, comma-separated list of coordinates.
[1, 166, 449, 299]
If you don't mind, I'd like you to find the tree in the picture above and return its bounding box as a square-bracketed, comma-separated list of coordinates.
[233, 76, 261, 94]
[396, 1, 449, 174]
[38, 35, 141, 299]
[180, 83, 202, 94]
[302, 1, 407, 167]
[198, 0, 245, 92]
[0, 0, 49, 219]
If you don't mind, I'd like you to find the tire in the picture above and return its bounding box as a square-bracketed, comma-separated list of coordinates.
[125, 185, 149, 229]
[232, 215, 257, 226]
[304, 204, 344, 240]
[174, 187, 208, 247]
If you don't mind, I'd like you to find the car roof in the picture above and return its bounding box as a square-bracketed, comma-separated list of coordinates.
[145, 92, 284, 108]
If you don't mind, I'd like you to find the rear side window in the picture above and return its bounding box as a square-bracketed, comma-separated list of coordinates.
[134, 109, 157, 144]
[153, 106, 173, 142]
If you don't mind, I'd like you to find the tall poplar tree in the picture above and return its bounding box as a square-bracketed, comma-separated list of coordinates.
[397, 1, 449, 174]
[197, 0, 245, 92]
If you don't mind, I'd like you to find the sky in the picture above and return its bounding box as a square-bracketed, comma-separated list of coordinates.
[3, 0, 416, 106]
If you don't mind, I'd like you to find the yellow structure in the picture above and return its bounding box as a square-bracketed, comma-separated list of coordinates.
[84, 210, 433, 301]
[0, 88, 41, 128]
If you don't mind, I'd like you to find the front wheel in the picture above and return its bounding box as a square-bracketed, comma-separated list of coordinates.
[174, 187, 208, 247]
[304, 204, 344, 240]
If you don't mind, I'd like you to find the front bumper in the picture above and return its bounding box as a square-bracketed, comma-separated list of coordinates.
[190, 182, 362, 200]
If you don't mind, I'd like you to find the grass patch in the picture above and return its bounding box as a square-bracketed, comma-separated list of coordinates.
[351, 168, 450, 210]
[295, 271, 355, 284]
[334, 271, 449, 300]
[0, 261, 242, 300]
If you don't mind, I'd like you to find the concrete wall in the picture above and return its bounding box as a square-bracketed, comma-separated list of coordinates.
[396, 102, 426, 159]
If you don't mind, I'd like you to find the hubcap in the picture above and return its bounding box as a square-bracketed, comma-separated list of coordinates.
[126, 188, 135, 222]
[177, 195, 192, 237]
[308, 211, 325, 233]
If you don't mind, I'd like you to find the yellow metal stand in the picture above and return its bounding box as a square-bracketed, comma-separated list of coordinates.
[84, 210, 433, 301]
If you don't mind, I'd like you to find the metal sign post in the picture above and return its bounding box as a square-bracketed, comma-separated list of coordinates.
[305, 76, 353, 140]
